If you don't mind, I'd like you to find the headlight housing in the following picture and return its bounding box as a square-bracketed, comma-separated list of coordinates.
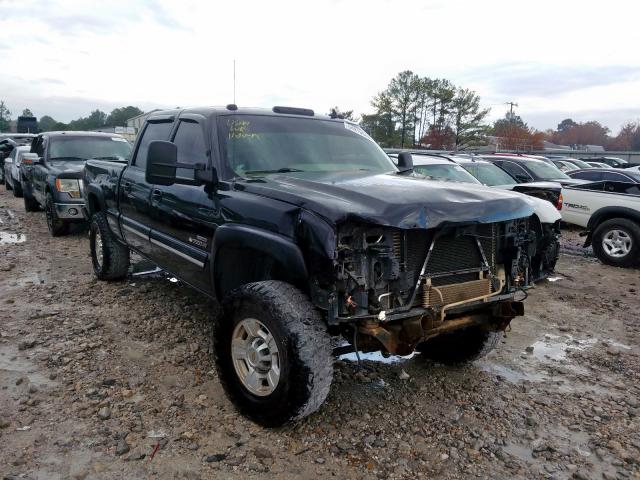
[55, 178, 81, 198]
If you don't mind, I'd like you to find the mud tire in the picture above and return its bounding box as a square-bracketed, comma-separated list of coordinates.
[45, 191, 69, 236]
[90, 212, 130, 280]
[416, 327, 503, 365]
[215, 281, 333, 427]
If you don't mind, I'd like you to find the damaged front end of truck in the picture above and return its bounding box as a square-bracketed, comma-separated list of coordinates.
[311, 216, 535, 357]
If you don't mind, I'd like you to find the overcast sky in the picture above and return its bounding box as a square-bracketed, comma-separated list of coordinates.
[1, 0, 639, 132]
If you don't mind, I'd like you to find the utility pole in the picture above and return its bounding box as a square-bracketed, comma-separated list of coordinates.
[504, 101, 518, 152]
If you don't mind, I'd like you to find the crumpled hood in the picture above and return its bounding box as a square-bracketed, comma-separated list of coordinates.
[46, 160, 86, 178]
[235, 171, 535, 229]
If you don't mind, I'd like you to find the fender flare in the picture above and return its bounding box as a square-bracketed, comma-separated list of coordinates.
[211, 223, 308, 298]
[85, 183, 107, 216]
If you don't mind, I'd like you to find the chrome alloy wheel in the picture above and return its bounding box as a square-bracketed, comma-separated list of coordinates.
[602, 229, 632, 258]
[95, 229, 104, 269]
[231, 318, 281, 396]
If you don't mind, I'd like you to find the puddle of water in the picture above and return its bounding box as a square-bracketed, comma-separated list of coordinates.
[604, 340, 631, 350]
[0, 344, 56, 387]
[0, 231, 26, 245]
[530, 335, 597, 362]
[502, 442, 534, 462]
[16, 272, 47, 286]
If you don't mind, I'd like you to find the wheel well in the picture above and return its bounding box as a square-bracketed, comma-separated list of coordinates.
[591, 211, 640, 231]
[214, 245, 302, 298]
[88, 193, 102, 214]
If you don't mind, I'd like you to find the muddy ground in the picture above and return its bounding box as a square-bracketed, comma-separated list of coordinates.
[0, 186, 639, 480]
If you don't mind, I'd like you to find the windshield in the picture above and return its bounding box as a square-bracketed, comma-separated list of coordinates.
[524, 160, 570, 180]
[48, 136, 132, 161]
[217, 115, 396, 176]
[566, 159, 591, 168]
[461, 162, 516, 185]
[413, 163, 481, 184]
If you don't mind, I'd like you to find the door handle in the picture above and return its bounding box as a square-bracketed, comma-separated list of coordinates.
[151, 189, 163, 199]
[122, 181, 132, 193]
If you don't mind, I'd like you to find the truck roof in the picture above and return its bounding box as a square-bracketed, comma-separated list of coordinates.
[36, 131, 127, 139]
[147, 105, 348, 123]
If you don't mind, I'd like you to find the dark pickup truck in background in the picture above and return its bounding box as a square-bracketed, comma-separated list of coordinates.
[21, 131, 131, 236]
[83, 106, 538, 426]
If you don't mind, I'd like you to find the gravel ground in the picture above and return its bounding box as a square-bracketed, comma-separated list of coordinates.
[1, 187, 639, 480]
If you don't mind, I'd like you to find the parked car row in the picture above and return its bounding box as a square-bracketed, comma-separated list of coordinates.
[12, 131, 132, 235]
[387, 150, 640, 268]
[2, 108, 637, 427]
[0, 133, 36, 185]
[386, 151, 561, 281]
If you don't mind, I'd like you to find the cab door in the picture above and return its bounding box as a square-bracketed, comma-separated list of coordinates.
[118, 118, 174, 257]
[147, 115, 218, 292]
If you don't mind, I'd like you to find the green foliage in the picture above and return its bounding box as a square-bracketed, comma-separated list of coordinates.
[360, 112, 400, 147]
[22, 108, 34, 117]
[372, 71, 421, 147]
[365, 73, 489, 149]
[557, 118, 577, 132]
[492, 112, 528, 133]
[68, 109, 107, 130]
[0, 101, 11, 132]
[328, 107, 358, 122]
[450, 88, 490, 149]
[105, 106, 144, 127]
[39, 115, 57, 132]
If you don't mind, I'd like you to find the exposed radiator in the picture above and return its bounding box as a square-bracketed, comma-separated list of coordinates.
[422, 278, 492, 308]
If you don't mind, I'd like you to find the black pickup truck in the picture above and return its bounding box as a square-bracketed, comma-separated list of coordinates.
[83, 106, 537, 426]
[21, 131, 131, 236]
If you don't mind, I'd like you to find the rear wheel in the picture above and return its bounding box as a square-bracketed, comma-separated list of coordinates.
[23, 186, 40, 212]
[45, 191, 69, 236]
[12, 178, 23, 197]
[592, 218, 640, 268]
[215, 281, 333, 427]
[90, 212, 130, 280]
[416, 326, 503, 365]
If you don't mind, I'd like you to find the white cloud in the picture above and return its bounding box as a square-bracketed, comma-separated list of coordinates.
[1, 0, 639, 131]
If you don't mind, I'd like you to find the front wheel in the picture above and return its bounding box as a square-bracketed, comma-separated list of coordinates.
[215, 281, 333, 427]
[45, 192, 69, 236]
[90, 212, 130, 280]
[592, 218, 640, 268]
[416, 326, 503, 365]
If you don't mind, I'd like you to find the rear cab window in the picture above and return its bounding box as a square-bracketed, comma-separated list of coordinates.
[133, 121, 174, 170]
[171, 120, 208, 180]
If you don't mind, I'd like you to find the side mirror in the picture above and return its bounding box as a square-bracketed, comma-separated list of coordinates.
[146, 141, 177, 186]
[515, 174, 530, 183]
[145, 140, 219, 187]
[397, 152, 413, 173]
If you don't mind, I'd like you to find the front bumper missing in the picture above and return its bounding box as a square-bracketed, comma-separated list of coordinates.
[355, 299, 524, 356]
[54, 202, 88, 220]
